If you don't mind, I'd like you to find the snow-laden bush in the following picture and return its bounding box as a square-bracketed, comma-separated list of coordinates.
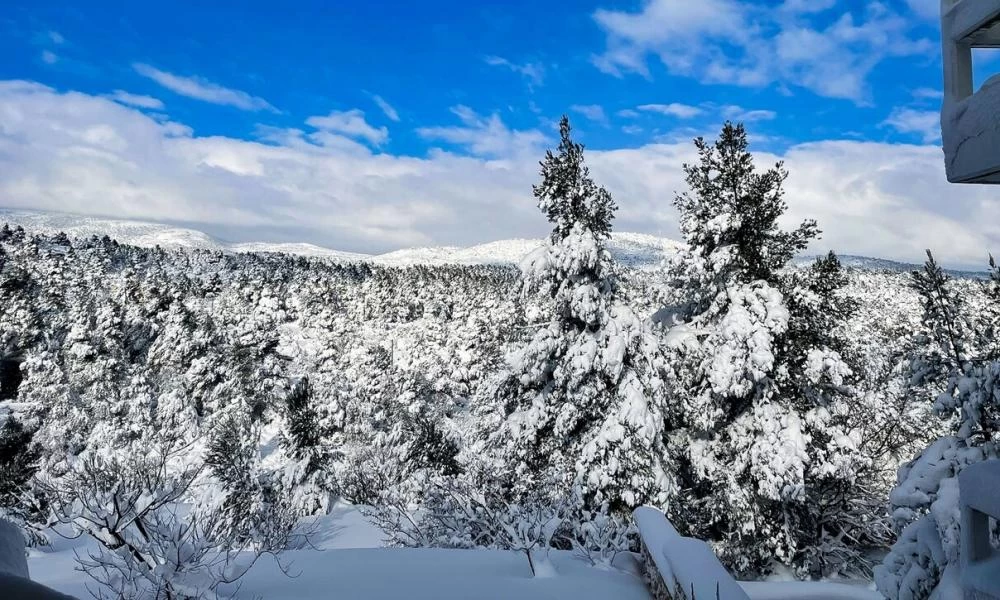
[40, 428, 296, 600]
[367, 474, 569, 577]
[570, 502, 636, 569]
[368, 458, 637, 577]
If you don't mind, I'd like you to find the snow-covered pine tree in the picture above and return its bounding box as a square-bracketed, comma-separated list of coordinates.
[488, 115, 671, 513]
[0, 415, 38, 515]
[663, 122, 869, 578]
[204, 404, 297, 548]
[876, 251, 1000, 600]
[278, 377, 339, 515]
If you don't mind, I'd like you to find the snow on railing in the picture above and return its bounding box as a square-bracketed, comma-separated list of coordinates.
[0, 519, 28, 579]
[0, 519, 80, 599]
[959, 460, 1000, 600]
[631, 507, 882, 600]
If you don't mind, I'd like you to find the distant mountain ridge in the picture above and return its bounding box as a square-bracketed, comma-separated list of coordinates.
[0, 208, 680, 270]
[0, 207, 985, 277]
[790, 253, 988, 279]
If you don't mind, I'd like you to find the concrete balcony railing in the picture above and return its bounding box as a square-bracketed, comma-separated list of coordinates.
[941, 0, 1000, 184]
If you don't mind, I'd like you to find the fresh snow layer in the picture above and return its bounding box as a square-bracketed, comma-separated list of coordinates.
[27, 506, 649, 600]
[739, 581, 882, 600]
[218, 548, 648, 600]
[631, 508, 880, 600]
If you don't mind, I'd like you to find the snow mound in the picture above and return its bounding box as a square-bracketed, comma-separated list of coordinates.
[219, 547, 649, 600]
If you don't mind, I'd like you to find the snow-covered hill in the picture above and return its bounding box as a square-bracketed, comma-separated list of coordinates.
[790, 253, 988, 279]
[0, 209, 221, 250]
[0, 208, 681, 270]
[374, 233, 683, 269]
[0, 207, 980, 275]
[228, 241, 369, 262]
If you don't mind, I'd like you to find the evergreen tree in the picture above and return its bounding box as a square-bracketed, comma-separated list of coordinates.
[876, 252, 1000, 600]
[279, 377, 338, 515]
[668, 122, 817, 316]
[204, 407, 292, 545]
[911, 251, 970, 375]
[663, 122, 868, 577]
[489, 116, 672, 513]
[0, 415, 38, 514]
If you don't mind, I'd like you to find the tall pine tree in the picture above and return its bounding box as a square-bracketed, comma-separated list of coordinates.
[664, 122, 869, 577]
[488, 116, 672, 513]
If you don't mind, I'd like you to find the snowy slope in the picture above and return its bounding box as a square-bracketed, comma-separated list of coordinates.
[791, 253, 988, 279]
[228, 241, 369, 261]
[373, 233, 682, 269]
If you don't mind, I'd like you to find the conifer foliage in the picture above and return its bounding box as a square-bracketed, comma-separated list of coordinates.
[490, 116, 671, 512]
[663, 122, 870, 578]
[876, 251, 1000, 600]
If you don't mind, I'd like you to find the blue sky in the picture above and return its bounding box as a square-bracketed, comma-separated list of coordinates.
[0, 0, 998, 266]
[1, 0, 951, 149]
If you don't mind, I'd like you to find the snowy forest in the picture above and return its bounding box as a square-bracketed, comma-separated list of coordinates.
[1, 119, 998, 600]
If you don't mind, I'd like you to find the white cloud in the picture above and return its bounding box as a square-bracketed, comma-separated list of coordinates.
[570, 104, 608, 124]
[484, 55, 545, 88]
[593, 0, 748, 79]
[905, 0, 939, 20]
[883, 107, 941, 143]
[417, 105, 548, 159]
[617, 108, 640, 118]
[372, 95, 400, 122]
[775, 141, 996, 268]
[912, 87, 944, 100]
[722, 105, 777, 122]
[592, 0, 934, 102]
[637, 103, 703, 119]
[622, 125, 643, 135]
[41, 51, 58, 65]
[0, 80, 995, 267]
[305, 109, 388, 145]
[47, 31, 65, 45]
[107, 90, 164, 110]
[133, 63, 276, 112]
[779, 0, 836, 14]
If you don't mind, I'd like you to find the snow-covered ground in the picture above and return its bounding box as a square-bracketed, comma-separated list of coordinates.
[23, 505, 885, 600]
[25, 505, 650, 600]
